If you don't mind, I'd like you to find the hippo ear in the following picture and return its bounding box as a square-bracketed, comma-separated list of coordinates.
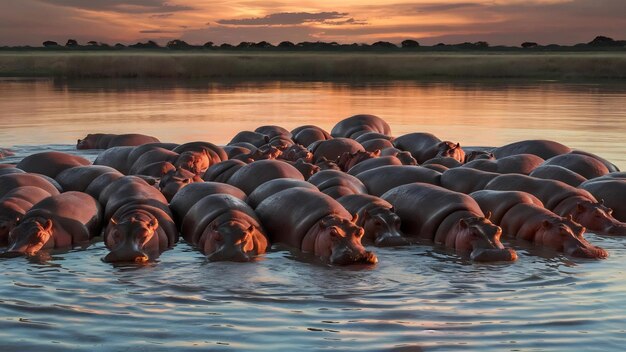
[576, 203, 585, 212]
[110, 217, 118, 225]
[606, 208, 613, 215]
[182, 178, 191, 184]
[459, 219, 468, 229]
[389, 206, 395, 213]
[148, 218, 159, 231]
[351, 212, 359, 224]
[319, 217, 333, 229]
[541, 220, 551, 229]
[247, 225, 255, 233]
[43, 219, 53, 232]
[373, 149, 381, 157]
[329, 226, 341, 238]
[599, 199, 605, 205]
[485, 211, 492, 220]
[456, 143, 460, 148]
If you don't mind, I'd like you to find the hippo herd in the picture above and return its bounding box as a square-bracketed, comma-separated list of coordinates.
[0, 114, 624, 265]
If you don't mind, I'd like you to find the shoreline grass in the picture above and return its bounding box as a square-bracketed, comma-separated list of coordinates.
[1, 51, 625, 80]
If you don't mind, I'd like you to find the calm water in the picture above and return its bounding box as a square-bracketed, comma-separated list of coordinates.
[0, 79, 625, 351]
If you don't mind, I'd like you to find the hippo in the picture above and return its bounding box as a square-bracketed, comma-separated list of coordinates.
[381, 183, 517, 262]
[84, 172, 125, 201]
[485, 174, 626, 236]
[227, 160, 304, 195]
[541, 154, 610, 179]
[570, 150, 620, 173]
[0, 173, 61, 198]
[174, 150, 212, 174]
[493, 139, 571, 159]
[171, 142, 227, 167]
[3, 192, 102, 257]
[292, 125, 332, 147]
[470, 190, 607, 259]
[16, 151, 91, 178]
[462, 154, 544, 174]
[287, 159, 320, 180]
[529, 165, 587, 187]
[158, 168, 204, 202]
[228, 142, 259, 152]
[202, 159, 247, 183]
[255, 125, 292, 139]
[393, 133, 465, 164]
[93, 146, 135, 174]
[360, 138, 394, 153]
[170, 182, 247, 223]
[256, 188, 377, 265]
[347, 156, 404, 176]
[579, 179, 626, 222]
[0, 149, 15, 159]
[125, 143, 180, 171]
[0, 186, 54, 246]
[355, 165, 441, 197]
[331, 114, 391, 139]
[134, 161, 177, 178]
[354, 132, 394, 144]
[0, 167, 25, 176]
[267, 135, 294, 150]
[308, 170, 368, 199]
[279, 144, 314, 163]
[308, 138, 365, 163]
[55, 165, 121, 192]
[223, 145, 252, 159]
[336, 194, 407, 246]
[232, 145, 282, 163]
[379, 148, 417, 165]
[128, 147, 179, 175]
[464, 150, 495, 163]
[180, 194, 269, 261]
[336, 150, 381, 172]
[229, 131, 269, 148]
[440, 168, 500, 194]
[315, 157, 341, 171]
[101, 177, 177, 263]
[422, 164, 449, 173]
[247, 179, 318, 209]
[77, 133, 160, 150]
[423, 157, 463, 169]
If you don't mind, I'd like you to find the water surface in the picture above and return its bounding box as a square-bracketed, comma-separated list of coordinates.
[0, 79, 625, 351]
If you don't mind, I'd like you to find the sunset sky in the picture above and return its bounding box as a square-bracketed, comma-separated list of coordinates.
[1, 0, 625, 46]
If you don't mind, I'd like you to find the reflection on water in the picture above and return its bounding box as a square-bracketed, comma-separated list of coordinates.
[0, 79, 626, 351]
[1, 78, 625, 169]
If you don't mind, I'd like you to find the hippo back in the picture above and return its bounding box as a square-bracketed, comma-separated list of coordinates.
[441, 168, 500, 194]
[55, 165, 121, 192]
[203, 159, 247, 183]
[170, 182, 247, 224]
[0, 173, 61, 198]
[84, 172, 125, 201]
[356, 165, 441, 197]
[228, 160, 304, 195]
[16, 151, 91, 178]
[347, 156, 402, 176]
[542, 153, 610, 179]
[470, 190, 544, 224]
[529, 165, 587, 187]
[493, 139, 571, 159]
[247, 179, 318, 209]
[309, 138, 365, 163]
[336, 194, 393, 215]
[93, 146, 135, 174]
[579, 179, 626, 222]
[308, 170, 367, 199]
[331, 114, 391, 138]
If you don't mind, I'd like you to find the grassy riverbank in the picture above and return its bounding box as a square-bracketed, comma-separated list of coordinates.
[1, 51, 625, 80]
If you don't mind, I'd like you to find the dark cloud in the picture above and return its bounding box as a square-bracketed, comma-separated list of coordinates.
[217, 12, 349, 26]
[139, 29, 179, 33]
[182, 25, 318, 44]
[414, 2, 483, 13]
[323, 18, 368, 26]
[150, 13, 174, 18]
[38, 0, 194, 13]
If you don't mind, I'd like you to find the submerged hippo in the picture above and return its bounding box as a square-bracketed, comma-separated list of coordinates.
[0, 186, 54, 246]
[256, 188, 377, 265]
[292, 125, 332, 147]
[440, 168, 500, 194]
[393, 132, 465, 164]
[529, 165, 587, 187]
[308, 170, 368, 199]
[381, 183, 517, 262]
[355, 165, 441, 197]
[246, 178, 318, 209]
[462, 154, 544, 174]
[579, 178, 626, 223]
[3, 192, 102, 256]
[77, 133, 160, 150]
[227, 160, 303, 195]
[170, 182, 247, 224]
[493, 139, 571, 160]
[470, 190, 607, 259]
[16, 151, 91, 178]
[308, 138, 365, 163]
[55, 165, 121, 192]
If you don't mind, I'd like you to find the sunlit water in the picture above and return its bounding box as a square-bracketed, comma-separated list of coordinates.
[0, 78, 625, 351]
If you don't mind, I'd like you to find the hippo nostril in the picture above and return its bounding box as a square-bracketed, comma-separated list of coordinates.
[134, 255, 149, 263]
[375, 234, 409, 247]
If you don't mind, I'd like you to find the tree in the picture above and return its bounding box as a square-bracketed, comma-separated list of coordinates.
[588, 36, 618, 46]
[252, 41, 273, 49]
[220, 43, 234, 48]
[166, 39, 192, 49]
[65, 39, 78, 47]
[372, 41, 397, 49]
[278, 41, 295, 48]
[401, 39, 420, 48]
[521, 42, 538, 48]
[87, 41, 99, 46]
[42, 40, 59, 47]
[203, 41, 214, 48]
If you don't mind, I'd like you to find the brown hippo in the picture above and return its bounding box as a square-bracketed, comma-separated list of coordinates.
[0, 149, 14, 159]
[128, 147, 179, 175]
[101, 176, 177, 263]
[255, 125, 292, 139]
[174, 150, 212, 175]
[267, 135, 295, 150]
[485, 174, 626, 236]
[84, 171, 125, 201]
[355, 165, 441, 197]
[3, 192, 102, 257]
[227, 160, 304, 195]
[360, 138, 394, 153]
[77, 133, 160, 150]
[223, 145, 252, 159]
[308, 138, 365, 163]
[202, 159, 247, 183]
[125, 143, 180, 172]
[279, 144, 314, 163]
[229, 131, 269, 148]
[570, 150, 620, 173]
[337, 194, 408, 247]
[170, 182, 247, 223]
[232, 145, 283, 163]
[172, 142, 227, 167]
[346, 156, 404, 176]
[440, 168, 500, 194]
[422, 164, 449, 173]
[0, 186, 54, 246]
[331, 114, 391, 139]
[308, 170, 368, 199]
[393, 133, 465, 164]
[462, 154, 544, 175]
[381, 183, 517, 262]
[379, 148, 418, 165]
[464, 150, 495, 163]
[180, 194, 269, 261]
[541, 154, 610, 179]
[336, 150, 381, 172]
[315, 157, 341, 171]
[423, 157, 463, 169]
[354, 132, 394, 144]
[292, 125, 332, 147]
[0, 173, 61, 198]
[493, 140, 571, 159]
[0, 167, 24, 176]
[134, 161, 177, 178]
[247, 179, 318, 209]
[256, 188, 377, 265]
[55, 165, 121, 192]
[529, 165, 587, 187]
[470, 190, 607, 259]
[287, 159, 320, 180]
[93, 146, 135, 174]
[16, 151, 91, 178]
[579, 179, 626, 222]
[158, 168, 204, 202]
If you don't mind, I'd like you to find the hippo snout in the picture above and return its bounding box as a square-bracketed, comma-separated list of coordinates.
[470, 247, 518, 262]
[103, 249, 149, 263]
[568, 245, 609, 259]
[605, 224, 626, 236]
[330, 249, 378, 265]
[0, 250, 25, 258]
[374, 232, 409, 247]
[206, 246, 251, 262]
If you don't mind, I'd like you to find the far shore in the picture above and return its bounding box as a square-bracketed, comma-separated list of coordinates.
[1, 51, 625, 80]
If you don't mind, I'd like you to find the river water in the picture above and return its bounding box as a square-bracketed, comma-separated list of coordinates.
[0, 78, 625, 351]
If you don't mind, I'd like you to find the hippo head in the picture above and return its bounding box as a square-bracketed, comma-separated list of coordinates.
[464, 151, 495, 163]
[292, 159, 320, 180]
[251, 145, 283, 161]
[535, 218, 607, 259]
[103, 215, 158, 263]
[3, 219, 53, 257]
[175, 150, 210, 174]
[336, 150, 380, 172]
[315, 157, 341, 171]
[396, 151, 418, 165]
[0, 214, 20, 246]
[317, 216, 378, 265]
[76, 134, 95, 150]
[280, 145, 314, 163]
[436, 142, 466, 163]
[362, 208, 408, 247]
[572, 200, 626, 236]
[268, 136, 294, 150]
[202, 221, 268, 262]
[456, 216, 517, 262]
[159, 168, 201, 202]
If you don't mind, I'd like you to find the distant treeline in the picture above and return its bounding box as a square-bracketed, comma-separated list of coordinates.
[2, 36, 626, 52]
